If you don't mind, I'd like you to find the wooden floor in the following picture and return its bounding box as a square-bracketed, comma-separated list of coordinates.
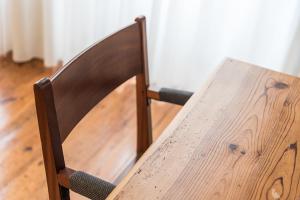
[0, 57, 180, 199]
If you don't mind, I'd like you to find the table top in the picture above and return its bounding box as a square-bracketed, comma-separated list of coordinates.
[108, 58, 300, 200]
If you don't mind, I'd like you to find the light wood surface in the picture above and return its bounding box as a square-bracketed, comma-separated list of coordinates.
[0, 56, 180, 199]
[108, 58, 300, 200]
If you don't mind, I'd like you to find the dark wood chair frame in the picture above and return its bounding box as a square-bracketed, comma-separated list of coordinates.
[34, 16, 193, 200]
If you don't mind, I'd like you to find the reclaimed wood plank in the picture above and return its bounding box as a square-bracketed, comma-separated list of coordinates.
[108, 58, 300, 200]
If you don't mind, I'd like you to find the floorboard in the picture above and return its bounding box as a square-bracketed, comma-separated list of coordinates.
[0, 57, 180, 199]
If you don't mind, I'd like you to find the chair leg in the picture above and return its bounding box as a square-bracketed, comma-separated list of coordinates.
[59, 186, 70, 200]
[38, 126, 69, 200]
[42, 159, 70, 200]
[34, 81, 70, 200]
[136, 74, 152, 158]
[41, 148, 70, 200]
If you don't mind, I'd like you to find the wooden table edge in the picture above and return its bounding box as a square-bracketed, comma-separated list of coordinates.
[106, 58, 233, 199]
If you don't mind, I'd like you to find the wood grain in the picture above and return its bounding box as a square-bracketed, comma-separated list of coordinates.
[135, 16, 153, 156]
[51, 22, 142, 142]
[108, 58, 300, 200]
[0, 57, 180, 199]
[36, 17, 161, 199]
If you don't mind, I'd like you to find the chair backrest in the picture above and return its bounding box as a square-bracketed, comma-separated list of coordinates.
[34, 16, 151, 200]
[35, 18, 146, 142]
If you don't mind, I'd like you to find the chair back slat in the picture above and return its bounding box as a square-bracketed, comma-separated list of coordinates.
[50, 22, 143, 141]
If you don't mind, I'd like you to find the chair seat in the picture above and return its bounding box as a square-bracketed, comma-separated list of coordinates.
[69, 171, 115, 200]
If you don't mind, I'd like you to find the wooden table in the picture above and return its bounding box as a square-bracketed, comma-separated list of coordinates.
[108, 58, 300, 200]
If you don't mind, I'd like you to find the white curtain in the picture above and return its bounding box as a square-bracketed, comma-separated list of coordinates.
[1, 0, 300, 91]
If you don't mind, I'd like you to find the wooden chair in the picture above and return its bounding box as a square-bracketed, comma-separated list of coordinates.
[34, 16, 193, 200]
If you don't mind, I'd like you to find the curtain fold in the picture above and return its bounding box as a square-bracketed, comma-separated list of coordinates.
[1, 0, 300, 91]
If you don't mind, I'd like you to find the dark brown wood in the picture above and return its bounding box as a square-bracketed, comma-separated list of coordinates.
[147, 89, 160, 100]
[51, 23, 143, 142]
[34, 16, 188, 200]
[34, 78, 69, 200]
[135, 16, 153, 157]
[57, 168, 76, 188]
[34, 16, 155, 200]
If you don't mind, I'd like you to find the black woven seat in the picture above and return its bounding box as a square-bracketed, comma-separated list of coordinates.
[69, 171, 115, 200]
